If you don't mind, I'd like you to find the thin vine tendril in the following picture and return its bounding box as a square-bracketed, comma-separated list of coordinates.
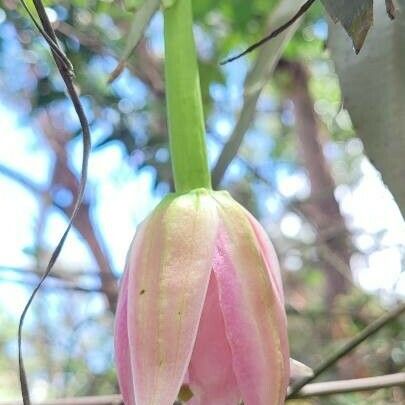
[17, 1, 91, 404]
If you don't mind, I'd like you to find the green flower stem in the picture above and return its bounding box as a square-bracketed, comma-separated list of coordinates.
[163, 0, 212, 193]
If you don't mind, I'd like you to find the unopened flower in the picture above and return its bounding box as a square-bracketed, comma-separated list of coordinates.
[115, 189, 289, 405]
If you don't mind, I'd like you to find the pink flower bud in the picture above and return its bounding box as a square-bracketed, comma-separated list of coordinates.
[114, 189, 290, 405]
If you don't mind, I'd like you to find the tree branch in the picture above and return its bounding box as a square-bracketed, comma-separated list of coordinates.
[0, 265, 109, 295]
[287, 372, 405, 399]
[39, 111, 118, 312]
[278, 58, 353, 305]
[221, 0, 316, 64]
[0, 163, 118, 311]
[288, 302, 405, 397]
[55, 21, 164, 97]
[0, 275, 105, 294]
[212, 0, 305, 188]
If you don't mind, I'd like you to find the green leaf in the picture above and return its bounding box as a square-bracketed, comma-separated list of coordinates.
[124, 0, 176, 10]
[329, 0, 405, 218]
[322, 0, 373, 52]
[212, 0, 307, 186]
[108, 0, 160, 83]
[161, 0, 177, 8]
[124, 0, 146, 10]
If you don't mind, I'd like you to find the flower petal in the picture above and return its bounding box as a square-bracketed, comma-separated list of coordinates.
[245, 210, 284, 302]
[114, 220, 150, 405]
[127, 191, 219, 405]
[212, 192, 290, 405]
[114, 266, 135, 405]
[187, 274, 241, 405]
[245, 210, 289, 374]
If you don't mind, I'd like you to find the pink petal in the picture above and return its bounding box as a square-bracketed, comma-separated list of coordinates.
[245, 210, 284, 302]
[245, 211, 289, 375]
[127, 192, 219, 405]
[114, 266, 135, 405]
[115, 221, 150, 405]
[187, 274, 241, 405]
[213, 193, 290, 405]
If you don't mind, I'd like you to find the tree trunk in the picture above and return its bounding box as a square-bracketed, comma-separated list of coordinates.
[279, 60, 352, 306]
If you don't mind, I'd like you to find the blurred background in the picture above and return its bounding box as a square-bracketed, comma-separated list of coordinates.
[0, 0, 404, 404]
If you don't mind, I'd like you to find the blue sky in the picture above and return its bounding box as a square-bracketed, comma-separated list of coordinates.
[0, 7, 404, 328]
[1, 99, 404, 323]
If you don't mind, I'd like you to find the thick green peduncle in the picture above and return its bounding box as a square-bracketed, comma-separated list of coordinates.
[163, 0, 212, 193]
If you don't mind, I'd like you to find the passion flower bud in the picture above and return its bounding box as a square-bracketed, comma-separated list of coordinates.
[115, 189, 290, 405]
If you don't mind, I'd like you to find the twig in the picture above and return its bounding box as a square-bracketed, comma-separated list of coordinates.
[212, 0, 305, 187]
[288, 302, 405, 397]
[0, 264, 101, 278]
[0, 264, 106, 294]
[41, 112, 118, 312]
[55, 21, 164, 96]
[221, 0, 316, 64]
[0, 164, 41, 194]
[0, 275, 104, 294]
[287, 372, 405, 399]
[1, 373, 404, 404]
[0, 163, 118, 308]
[108, 0, 160, 83]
